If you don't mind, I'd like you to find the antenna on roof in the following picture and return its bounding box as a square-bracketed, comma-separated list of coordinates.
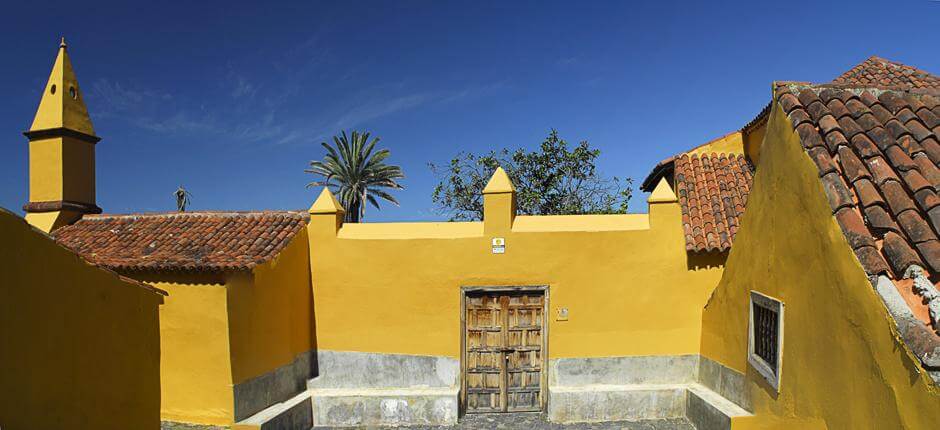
[174, 185, 193, 212]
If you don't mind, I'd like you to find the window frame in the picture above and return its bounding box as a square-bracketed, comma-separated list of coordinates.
[748, 290, 784, 391]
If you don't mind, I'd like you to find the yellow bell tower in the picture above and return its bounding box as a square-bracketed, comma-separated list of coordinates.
[24, 38, 101, 232]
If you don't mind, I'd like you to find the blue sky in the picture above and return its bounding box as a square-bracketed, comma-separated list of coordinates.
[1, 1, 938, 221]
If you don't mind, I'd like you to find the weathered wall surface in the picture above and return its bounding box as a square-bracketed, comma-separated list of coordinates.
[308, 185, 724, 360]
[0, 208, 163, 430]
[700, 102, 940, 429]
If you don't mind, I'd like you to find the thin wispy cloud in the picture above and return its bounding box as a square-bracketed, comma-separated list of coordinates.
[85, 33, 507, 149]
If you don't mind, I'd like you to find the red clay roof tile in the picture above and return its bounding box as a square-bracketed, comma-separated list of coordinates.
[52, 211, 308, 272]
[832, 56, 940, 90]
[777, 78, 940, 278]
[673, 153, 754, 253]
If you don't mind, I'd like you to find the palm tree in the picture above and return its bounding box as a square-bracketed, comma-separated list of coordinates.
[306, 130, 405, 223]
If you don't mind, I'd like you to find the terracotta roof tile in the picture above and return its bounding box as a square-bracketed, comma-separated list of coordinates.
[832, 56, 940, 90]
[674, 153, 754, 253]
[52, 211, 308, 272]
[776, 81, 940, 278]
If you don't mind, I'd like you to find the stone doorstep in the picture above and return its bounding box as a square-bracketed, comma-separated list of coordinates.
[232, 390, 313, 430]
[548, 383, 750, 429]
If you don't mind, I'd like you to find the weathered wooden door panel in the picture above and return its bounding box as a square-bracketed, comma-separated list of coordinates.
[505, 294, 543, 412]
[464, 290, 545, 413]
[465, 294, 504, 412]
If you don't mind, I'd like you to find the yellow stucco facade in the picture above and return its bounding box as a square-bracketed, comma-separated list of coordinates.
[8, 41, 940, 429]
[308, 177, 726, 360]
[0, 208, 164, 430]
[700, 102, 940, 429]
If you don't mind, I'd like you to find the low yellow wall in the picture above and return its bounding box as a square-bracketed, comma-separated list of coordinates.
[228, 229, 316, 384]
[0, 208, 163, 430]
[135, 273, 235, 426]
[131, 230, 315, 426]
[701, 102, 940, 429]
[309, 193, 724, 359]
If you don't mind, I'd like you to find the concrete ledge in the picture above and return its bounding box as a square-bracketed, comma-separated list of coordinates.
[686, 384, 750, 430]
[309, 387, 458, 427]
[234, 349, 317, 421]
[549, 383, 750, 428]
[233, 391, 312, 430]
[697, 356, 750, 411]
[547, 355, 751, 427]
[548, 384, 687, 422]
[306, 351, 459, 427]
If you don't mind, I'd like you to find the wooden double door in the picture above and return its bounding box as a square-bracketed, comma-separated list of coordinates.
[463, 289, 545, 413]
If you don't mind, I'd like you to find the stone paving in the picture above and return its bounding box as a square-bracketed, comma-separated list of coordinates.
[319, 413, 697, 430]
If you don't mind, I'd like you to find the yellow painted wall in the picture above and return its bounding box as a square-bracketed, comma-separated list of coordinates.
[743, 121, 766, 166]
[133, 272, 235, 426]
[700, 102, 940, 429]
[128, 231, 314, 426]
[227, 228, 316, 384]
[27, 136, 95, 204]
[309, 191, 725, 359]
[0, 208, 163, 430]
[687, 131, 744, 156]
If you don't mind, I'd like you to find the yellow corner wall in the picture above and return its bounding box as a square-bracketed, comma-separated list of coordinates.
[134, 273, 235, 426]
[309, 198, 725, 359]
[700, 102, 940, 429]
[129, 230, 314, 426]
[227, 228, 316, 384]
[0, 209, 163, 430]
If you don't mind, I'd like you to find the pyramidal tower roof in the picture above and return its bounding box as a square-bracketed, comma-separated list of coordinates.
[29, 38, 96, 137]
[831, 55, 940, 90]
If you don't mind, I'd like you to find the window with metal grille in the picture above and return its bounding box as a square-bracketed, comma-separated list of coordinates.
[748, 291, 783, 391]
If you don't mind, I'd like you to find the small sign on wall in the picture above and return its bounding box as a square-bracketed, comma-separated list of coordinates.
[492, 237, 505, 254]
[556, 307, 569, 321]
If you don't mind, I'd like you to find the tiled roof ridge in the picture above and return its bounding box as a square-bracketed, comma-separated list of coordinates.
[777, 80, 940, 98]
[771, 82, 940, 280]
[84, 209, 308, 220]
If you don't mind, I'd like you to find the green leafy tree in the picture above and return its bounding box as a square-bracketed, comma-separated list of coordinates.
[306, 130, 405, 223]
[429, 129, 632, 220]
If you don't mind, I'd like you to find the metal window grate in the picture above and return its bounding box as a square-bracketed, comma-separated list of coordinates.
[752, 302, 778, 372]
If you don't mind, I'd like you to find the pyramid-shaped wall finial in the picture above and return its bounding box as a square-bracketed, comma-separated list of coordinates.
[309, 187, 346, 214]
[647, 178, 678, 204]
[482, 167, 515, 194]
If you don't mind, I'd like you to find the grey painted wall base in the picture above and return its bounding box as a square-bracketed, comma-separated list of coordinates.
[306, 350, 459, 427]
[234, 349, 317, 421]
[548, 355, 751, 429]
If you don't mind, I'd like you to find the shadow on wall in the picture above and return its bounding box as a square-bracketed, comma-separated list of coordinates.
[687, 252, 727, 271]
[307, 255, 320, 381]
